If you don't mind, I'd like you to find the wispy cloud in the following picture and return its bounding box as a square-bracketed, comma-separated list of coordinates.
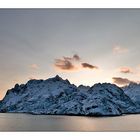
[73, 54, 81, 61]
[63, 54, 81, 61]
[112, 77, 132, 86]
[54, 58, 76, 70]
[119, 67, 133, 74]
[113, 45, 129, 54]
[30, 64, 39, 70]
[54, 54, 99, 72]
[81, 63, 98, 69]
[54, 54, 81, 71]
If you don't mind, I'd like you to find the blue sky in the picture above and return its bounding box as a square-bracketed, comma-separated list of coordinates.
[0, 9, 140, 99]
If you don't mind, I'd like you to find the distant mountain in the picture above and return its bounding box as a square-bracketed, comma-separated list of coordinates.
[123, 82, 140, 107]
[0, 75, 139, 116]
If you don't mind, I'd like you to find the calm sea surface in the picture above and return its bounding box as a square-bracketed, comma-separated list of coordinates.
[0, 113, 140, 131]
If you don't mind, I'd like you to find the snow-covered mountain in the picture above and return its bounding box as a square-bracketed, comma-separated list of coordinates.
[0, 75, 139, 116]
[82, 83, 137, 116]
[123, 82, 140, 107]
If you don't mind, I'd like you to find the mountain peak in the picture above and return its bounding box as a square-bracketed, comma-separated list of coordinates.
[88, 82, 124, 96]
[48, 75, 65, 82]
[54, 75, 63, 81]
[48, 75, 71, 85]
[91, 83, 117, 89]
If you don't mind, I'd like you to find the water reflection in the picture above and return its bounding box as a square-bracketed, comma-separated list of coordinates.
[0, 113, 140, 131]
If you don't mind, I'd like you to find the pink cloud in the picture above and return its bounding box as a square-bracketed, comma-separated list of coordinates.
[119, 67, 133, 74]
[81, 63, 98, 69]
[54, 54, 99, 72]
[112, 77, 132, 86]
[54, 58, 76, 70]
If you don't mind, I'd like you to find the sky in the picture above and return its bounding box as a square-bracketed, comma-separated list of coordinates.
[0, 9, 140, 99]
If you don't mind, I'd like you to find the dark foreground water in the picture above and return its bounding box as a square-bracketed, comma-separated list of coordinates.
[0, 113, 140, 131]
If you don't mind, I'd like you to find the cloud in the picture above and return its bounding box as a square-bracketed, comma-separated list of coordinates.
[54, 54, 81, 71]
[119, 67, 133, 74]
[73, 54, 81, 61]
[63, 54, 81, 61]
[54, 54, 99, 71]
[113, 45, 129, 54]
[30, 64, 39, 70]
[112, 77, 132, 86]
[54, 58, 76, 70]
[81, 63, 98, 69]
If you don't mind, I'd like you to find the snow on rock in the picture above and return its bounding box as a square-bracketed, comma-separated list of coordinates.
[0, 76, 138, 116]
[84, 83, 137, 116]
[123, 82, 140, 109]
[78, 85, 90, 93]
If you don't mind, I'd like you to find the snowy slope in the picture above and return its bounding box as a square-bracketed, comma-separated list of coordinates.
[123, 83, 140, 107]
[78, 85, 90, 92]
[0, 75, 138, 116]
[82, 83, 137, 116]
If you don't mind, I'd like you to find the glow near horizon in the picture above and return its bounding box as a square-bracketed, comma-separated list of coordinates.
[0, 9, 140, 99]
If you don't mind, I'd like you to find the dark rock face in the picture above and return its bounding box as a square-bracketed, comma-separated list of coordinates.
[0, 76, 138, 116]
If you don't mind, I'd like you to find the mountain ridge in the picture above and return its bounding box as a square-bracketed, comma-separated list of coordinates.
[0, 75, 140, 116]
